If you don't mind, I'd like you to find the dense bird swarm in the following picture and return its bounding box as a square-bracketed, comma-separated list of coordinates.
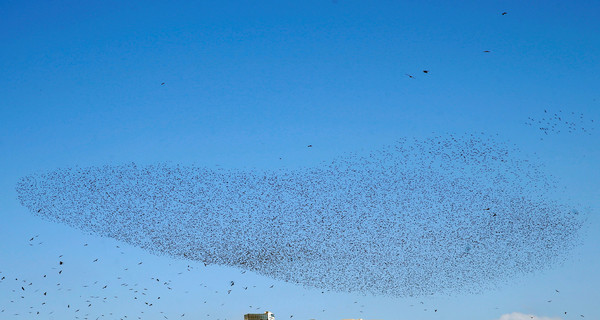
[16, 134, 585, 297]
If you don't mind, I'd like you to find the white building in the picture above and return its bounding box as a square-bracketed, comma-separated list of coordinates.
[244, 311, 275, 320]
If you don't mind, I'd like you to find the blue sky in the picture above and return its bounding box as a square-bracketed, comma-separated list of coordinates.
[1, 1, 599, 319]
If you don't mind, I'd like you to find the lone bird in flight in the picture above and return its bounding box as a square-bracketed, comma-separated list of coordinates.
[405, 74, 415, 79]
[502, 12, 507, 15]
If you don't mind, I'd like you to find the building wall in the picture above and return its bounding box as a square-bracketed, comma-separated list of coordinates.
[244, 311, 275, 320]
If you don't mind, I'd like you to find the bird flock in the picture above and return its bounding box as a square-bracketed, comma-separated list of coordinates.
[0, 243, 290, 320]
[16, 133, 585, 297]
[525, 109, 596, 137]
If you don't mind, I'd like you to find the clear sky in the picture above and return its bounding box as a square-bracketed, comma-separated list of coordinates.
[1, 1, 599, 319]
